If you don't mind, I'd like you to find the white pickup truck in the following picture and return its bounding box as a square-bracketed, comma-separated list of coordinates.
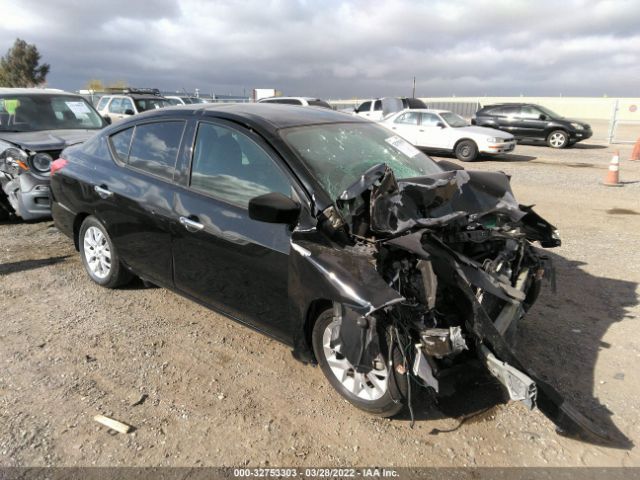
[353, 97, 427, 121]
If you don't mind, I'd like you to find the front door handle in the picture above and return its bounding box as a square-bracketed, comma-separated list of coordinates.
[179, 216, 204, 233]
[94, 185, 113, 199]
[419, 129, 424, 132]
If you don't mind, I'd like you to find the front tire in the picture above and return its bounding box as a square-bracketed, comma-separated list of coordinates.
[546, 130, 569, 148]
[312, 308, 407, 417]
[79, 216, 132, 288]
[454, 140, 478, 162]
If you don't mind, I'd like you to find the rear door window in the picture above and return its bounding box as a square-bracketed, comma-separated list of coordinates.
[127, 121, 186, 180]
[373, 100, 382, 111]
[395, 112, 420, 125]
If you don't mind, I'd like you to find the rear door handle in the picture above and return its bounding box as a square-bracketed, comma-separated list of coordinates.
[94, 185, 113, 198]
[179, 216, 204, 233]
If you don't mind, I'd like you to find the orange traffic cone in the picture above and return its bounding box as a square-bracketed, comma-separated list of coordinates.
[631, 137, 640, 161]
[603, 151, 622, 187]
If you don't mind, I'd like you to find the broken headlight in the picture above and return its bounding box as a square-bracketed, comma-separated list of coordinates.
[0, 141, 28, 175]
[31, 152, 53, 174]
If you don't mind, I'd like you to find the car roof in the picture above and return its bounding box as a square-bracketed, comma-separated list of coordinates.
[128, 103, 368, 131]
[259, 96, 324, 101]
[482, 103, 534, 107]
[392, 108, 449, 114]
[0, 88, 78, 96]
[103, 93, 167, 100]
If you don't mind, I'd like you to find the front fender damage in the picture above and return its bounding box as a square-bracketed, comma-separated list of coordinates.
[289, 165, 630, 448]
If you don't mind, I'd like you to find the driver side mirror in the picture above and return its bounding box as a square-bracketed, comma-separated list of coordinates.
[539, 114, 547, 120]
[249, 192, 300, 225]
[102, 115, 112, 125]
[436, 121, 445, 128]
[124, 109, 135, 116]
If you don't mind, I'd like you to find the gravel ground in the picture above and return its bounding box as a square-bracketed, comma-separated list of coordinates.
[1, 139, 639, 468]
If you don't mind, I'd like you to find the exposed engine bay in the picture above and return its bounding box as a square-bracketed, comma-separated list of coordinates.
[289, 163, 622, 447]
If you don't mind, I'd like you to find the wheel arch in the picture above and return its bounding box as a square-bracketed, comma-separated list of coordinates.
[73, 212, 91, 251]
[544, 126, 569, 138]
[295, 298, 333, 364]
[453, 137, 478, 150]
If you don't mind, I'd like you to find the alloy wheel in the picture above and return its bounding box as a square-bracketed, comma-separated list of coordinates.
[549, 132, 567, 148]
[83, 226, 111, 279]
[322, 318, 389, 401]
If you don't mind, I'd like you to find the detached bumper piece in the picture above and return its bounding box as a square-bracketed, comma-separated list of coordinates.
[479, 345, 536, 410]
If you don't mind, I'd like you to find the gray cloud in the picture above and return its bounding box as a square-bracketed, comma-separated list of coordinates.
[0, 0, 638, 98]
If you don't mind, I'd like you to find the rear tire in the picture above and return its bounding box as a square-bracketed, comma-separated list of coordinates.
[312, 308, 407, 417]
[454, 140, 478, 162]
[546, 130, 569, 148]
[79, 216, 132, 288]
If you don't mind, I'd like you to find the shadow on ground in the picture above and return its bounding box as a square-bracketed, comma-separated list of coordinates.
[516, 139, 608, 150]
[429, 151, 537, 163]
[393, 250, 636, 449]
[0, 255, 71, 275]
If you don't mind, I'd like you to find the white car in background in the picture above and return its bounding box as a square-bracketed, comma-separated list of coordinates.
[165, 95, 208, 105]
[381, 109, 516, 162]
[257, 96, 332, 109]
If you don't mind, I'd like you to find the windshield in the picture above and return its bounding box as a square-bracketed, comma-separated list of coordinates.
[190, 97, 208, 104]
[281, 122, 442, 200]
[166, 98, 183, 106]
[0, 94, 104, 132]
[440, 112, 468, 127]
[134, 98, 168, 112]
[537, 105, 562, 118]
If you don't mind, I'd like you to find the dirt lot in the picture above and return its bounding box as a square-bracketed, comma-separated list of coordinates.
[1, 139, 639, 468]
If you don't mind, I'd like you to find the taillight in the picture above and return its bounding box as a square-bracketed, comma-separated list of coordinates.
[50, 158, 68, 175]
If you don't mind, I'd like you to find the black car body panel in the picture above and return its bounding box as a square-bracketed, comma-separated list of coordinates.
[473, 103, 593, 144]
[51, 104, 628, 447]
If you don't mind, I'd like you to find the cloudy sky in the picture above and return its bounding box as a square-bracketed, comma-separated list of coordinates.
[1, 0, 638, 98]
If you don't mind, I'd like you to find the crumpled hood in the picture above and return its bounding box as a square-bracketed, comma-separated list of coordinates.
[0, 129, 97, 152]
[338, 164, 560, 246]
[370, 168, 522, 233]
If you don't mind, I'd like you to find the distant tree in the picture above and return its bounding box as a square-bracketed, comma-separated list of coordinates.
[108, 80, 128, 89]
[86, 79, 105, 91]
[0, 38, 50, 87]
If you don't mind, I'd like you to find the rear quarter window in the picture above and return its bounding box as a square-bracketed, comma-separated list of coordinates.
[109, 127, 134, 161]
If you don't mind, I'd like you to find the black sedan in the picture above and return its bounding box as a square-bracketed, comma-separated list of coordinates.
[50, 103, 612, 445]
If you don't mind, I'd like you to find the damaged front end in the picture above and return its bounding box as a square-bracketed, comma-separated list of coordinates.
[291, 164, 625, 447]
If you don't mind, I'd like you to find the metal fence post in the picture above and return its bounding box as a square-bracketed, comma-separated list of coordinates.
[607, 99, 619, 144]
